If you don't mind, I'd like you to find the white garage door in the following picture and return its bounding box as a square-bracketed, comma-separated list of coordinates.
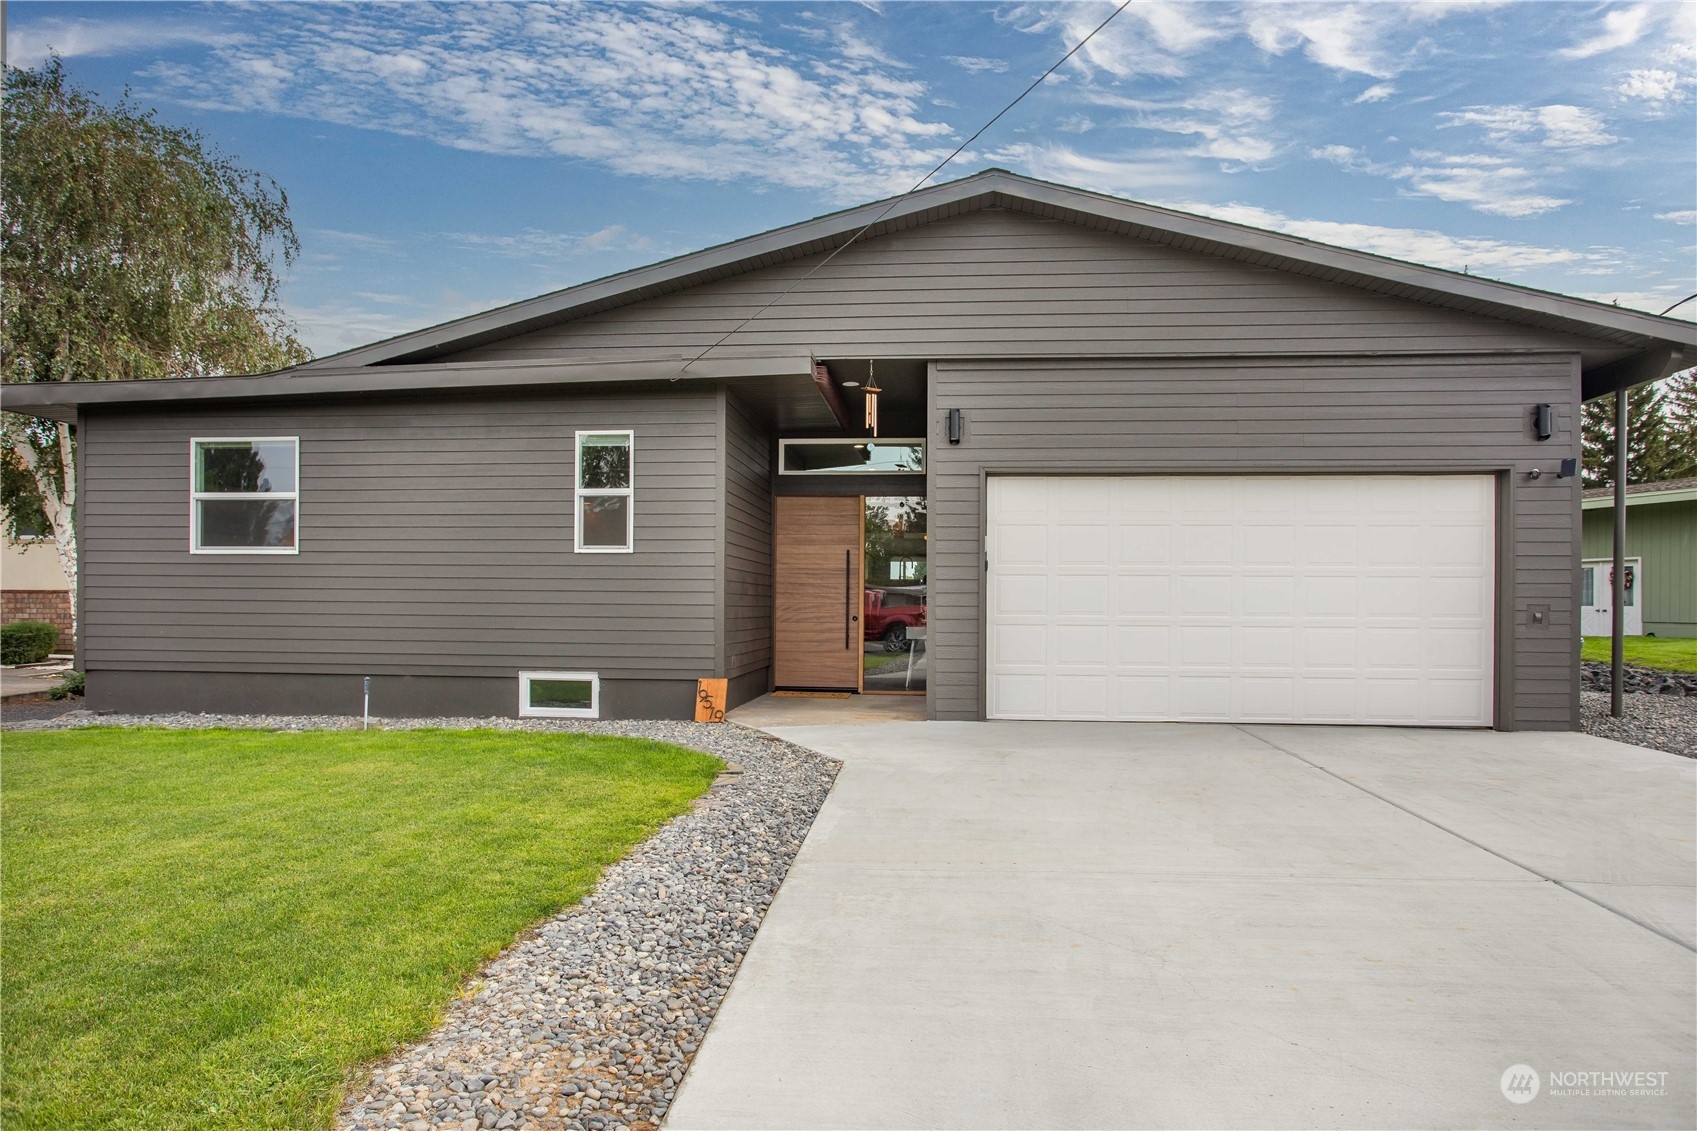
[987, 475, 1496, 726]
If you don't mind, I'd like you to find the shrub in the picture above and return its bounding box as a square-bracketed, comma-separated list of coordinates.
[1, 620, 59, 665]
[48, 669, 85, 699]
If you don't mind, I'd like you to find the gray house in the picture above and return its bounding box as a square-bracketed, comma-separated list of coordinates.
[5, 171, 1693, 730]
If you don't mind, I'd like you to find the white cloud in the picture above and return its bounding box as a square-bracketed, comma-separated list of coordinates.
[1439, 104, 1618, 148]
[1556, 3, 1655, 59]
[944, 55, 1008, 73]
[1156, 199, 1619, 274]
[1311, 144, 1572, 216]
[4, 17, 247, 67]
[135, 3, 962, 202]
[1655, 210, 1697, 225]
[1087, 89, 1280, 167]
[1617, 68, 1691, 104]
[1354, 83, 1397, 104]
[1003, 1, 1227, 79]
[443, 225, 660, 260]
[985, 142, 1208, 197]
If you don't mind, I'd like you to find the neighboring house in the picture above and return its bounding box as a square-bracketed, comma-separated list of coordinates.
[3, 170, 1694, 730]
[1, 535, 73, 646]
[1581, 477, 1697, 637]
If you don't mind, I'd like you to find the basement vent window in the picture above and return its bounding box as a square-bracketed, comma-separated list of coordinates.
[190, 437, 299, 553]
[519, 671, 600, 718]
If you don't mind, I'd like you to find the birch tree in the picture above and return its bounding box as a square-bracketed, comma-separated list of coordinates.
[2, 59, 309, 638]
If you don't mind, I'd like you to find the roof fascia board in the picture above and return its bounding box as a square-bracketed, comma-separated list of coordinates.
[1582, 487, 1697, 508]
[0, 354, 817, 416]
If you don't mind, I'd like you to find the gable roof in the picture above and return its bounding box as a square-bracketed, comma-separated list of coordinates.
[1582, 476, 1697, 508]
[5, 168, 1693, 422]
[296, 168, 1695, 394]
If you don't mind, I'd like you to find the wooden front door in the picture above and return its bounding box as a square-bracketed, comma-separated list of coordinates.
[773, 496, 864, 690]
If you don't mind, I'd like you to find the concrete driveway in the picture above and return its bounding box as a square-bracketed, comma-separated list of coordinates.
[668, 722, 1695, 1130]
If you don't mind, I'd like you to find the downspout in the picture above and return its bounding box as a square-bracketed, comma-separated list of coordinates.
[1611, 387, 1627, 718]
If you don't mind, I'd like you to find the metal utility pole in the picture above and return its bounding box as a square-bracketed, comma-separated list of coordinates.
[1612, 386, 1628, 718]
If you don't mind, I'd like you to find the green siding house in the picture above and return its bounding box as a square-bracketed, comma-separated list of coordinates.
[1582, 477, 1697, 637]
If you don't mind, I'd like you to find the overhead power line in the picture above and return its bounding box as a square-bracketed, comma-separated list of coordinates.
[673, 1, 1133, 379]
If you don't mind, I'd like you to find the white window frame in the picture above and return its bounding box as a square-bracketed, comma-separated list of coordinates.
[189, 436, 301, 555]
[574, 429, 634, 554]
[777, 437, 926, 475]
[519, 671, 601, 718]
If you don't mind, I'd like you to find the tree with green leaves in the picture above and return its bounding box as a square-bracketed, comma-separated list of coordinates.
[1662, 369, 1697, 480]
[1580, 376, 1690, 488]
[2, 58, 310, 637]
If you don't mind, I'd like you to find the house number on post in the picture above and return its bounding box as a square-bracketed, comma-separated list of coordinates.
[695, 678, 728, 723]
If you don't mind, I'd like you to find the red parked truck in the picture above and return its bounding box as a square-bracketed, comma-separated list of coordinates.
[864, 586, 926, 650]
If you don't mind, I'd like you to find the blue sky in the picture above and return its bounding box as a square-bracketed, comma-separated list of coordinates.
[8, 1, 1695, 358]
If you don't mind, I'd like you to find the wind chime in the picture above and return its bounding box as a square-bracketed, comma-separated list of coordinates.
[863, 359, 881, 437]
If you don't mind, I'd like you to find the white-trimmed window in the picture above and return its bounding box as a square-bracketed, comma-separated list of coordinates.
[190, 437, 299, 554]
[519, 671, 600, 718]
[575, 430, 633, 552]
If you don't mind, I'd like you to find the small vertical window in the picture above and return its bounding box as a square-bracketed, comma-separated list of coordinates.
[575, 430, 633, 552]
[190, 438, 299, 553]
[1581, 567, 1595, 607]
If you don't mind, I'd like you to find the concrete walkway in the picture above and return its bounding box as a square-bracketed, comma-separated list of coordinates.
[668, 722, 1695, 1130]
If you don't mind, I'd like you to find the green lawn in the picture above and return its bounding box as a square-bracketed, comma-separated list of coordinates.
[0, 727, 722, 1131]
[1581, 636, 1697, 672]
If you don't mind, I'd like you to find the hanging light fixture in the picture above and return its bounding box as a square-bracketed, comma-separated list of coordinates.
[863, 359, 881, 437]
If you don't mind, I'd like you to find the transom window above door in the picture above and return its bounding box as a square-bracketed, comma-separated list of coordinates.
[779, 439, 924, 475]
[576, 430, 633, 552]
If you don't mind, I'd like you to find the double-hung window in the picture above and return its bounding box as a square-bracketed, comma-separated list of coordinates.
[190, 437, 299, 553]
[575, 430, 633, 552]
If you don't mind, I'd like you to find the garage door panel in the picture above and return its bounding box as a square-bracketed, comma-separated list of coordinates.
[1116, 625, 1170, 665]
[1239, 626, 1296, 668]
[1239, 677, 1297, 720]
[1056, 575, 1110, 615]
[987, 475, 1495, 726]
[1116, 575, 1170, 615]
[1111, 675, 1171, 718]
[1180, 525, 1234, 566]
[1054, 624, 1108, 666]
[993, 574, 1049, 616]
[1240, 575, 1296, 616]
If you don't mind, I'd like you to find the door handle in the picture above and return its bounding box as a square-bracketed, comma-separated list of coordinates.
[844, 549, 852, 649]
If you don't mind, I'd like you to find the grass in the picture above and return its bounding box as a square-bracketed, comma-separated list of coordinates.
[0, 727, 722, 1131]
[1581, 636, 1697, 672]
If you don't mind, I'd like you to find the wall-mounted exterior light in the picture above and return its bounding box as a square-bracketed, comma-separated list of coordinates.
[1533, 403, 1553, 441]
[947, 408, 962, 444]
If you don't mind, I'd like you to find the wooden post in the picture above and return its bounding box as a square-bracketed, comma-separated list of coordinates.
[695, 678, 728, 723]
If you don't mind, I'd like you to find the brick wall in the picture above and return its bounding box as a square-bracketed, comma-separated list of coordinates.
[2, 590, 73, 649]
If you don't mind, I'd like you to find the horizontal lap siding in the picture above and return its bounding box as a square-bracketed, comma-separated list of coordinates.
[80, 390, 720, 679]
[446, 210, 1588, 365]
[723, 394, 773, 679]
[929, 356, 1582, 730]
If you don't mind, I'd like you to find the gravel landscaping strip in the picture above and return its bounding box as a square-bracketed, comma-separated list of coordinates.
[11, 711, 839, 1131]
[1580, 691, 1697, 759]
[1580, 661, 1697, 696]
